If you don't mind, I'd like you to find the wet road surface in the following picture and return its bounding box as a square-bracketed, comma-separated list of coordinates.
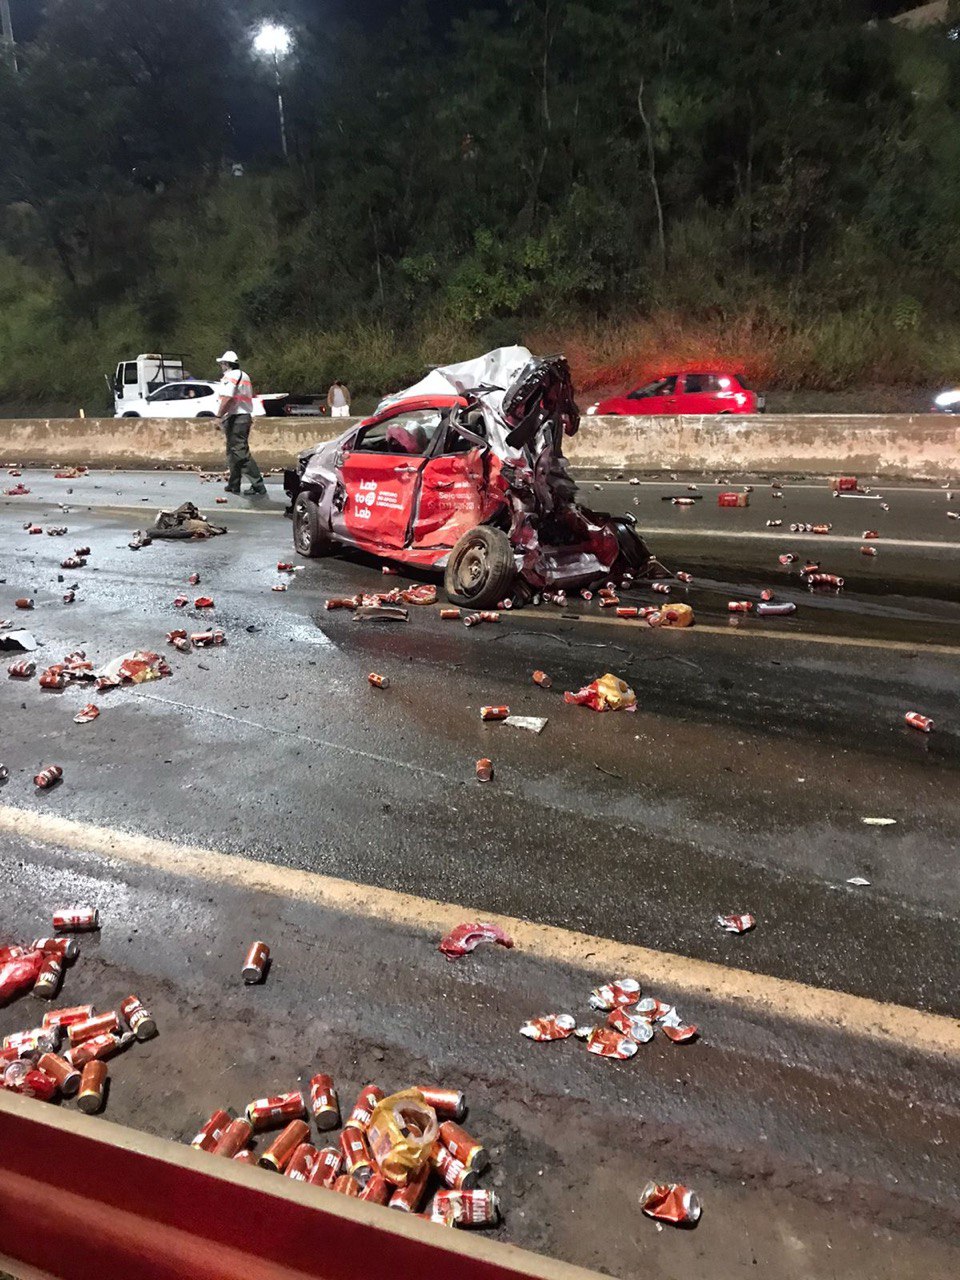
[1, 467, 958, 1277]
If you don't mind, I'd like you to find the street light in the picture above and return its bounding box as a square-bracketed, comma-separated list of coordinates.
[253, 22, 293, 159]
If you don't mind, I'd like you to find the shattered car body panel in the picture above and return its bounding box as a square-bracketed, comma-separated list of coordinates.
[289, 347, 666, 599]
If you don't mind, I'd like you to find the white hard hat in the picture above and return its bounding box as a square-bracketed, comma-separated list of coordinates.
[216, 349, 239, 363]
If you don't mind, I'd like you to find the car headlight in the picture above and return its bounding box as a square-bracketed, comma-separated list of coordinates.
[934, 391, 958, 407]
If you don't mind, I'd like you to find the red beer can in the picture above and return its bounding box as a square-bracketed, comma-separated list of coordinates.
[475, 758, 493, 782]
[190, 1108, 233, 1152]
[727, 601, 753, 613]
[431, 1141, 478, 1190]
[76, 1060, 108, 1114]
[388, 1161, 430, 1212]
[33, 954, 62, 1000]
[120, 995, 157, 1041]
[346, 1085, 384, 1132]
[415, 1086, 466, 1121]
[35, 764, 63, 786]
[4, 1062, 58, 1101]
[245, 1092, 306, 1132]
[438, 1121, 489, 1174]
[905, 711, 933, 732]
[7, 659, 35, 678]
[339, 1125, 373, 1179]
[284, 1142, 320, 1181]
[260, 1120, 311, 1173]
[309, 1073, 340, 1130]
[212, 1118, 253, 1159]
[41, 1004, 93, 1031]
[368, 673, 390, 688]
[68, 1012, 120, 1047]
[242, 940, 269, 984]
[651, 582, 671, 594]
[439, 608, 460, 620]
[14, 598, 34, 610]
[360, 1174, 392, 1204]
[480, 706, 509, 721]
[307, 1146, 342, 1187]
[33, 937, 80, 962]
[233, 1149, 256, 1164]
[52, 907, 99, 932]
[615, 607, 639, 618]
[37, 1052, 80, 1097]
[333, 1174, 362, 1197]
[433, 1188, 500, 1227]
[532, 671, 552, 689]
[66, 1033, 123, 1068]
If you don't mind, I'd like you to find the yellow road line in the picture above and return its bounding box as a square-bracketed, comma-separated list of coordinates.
[3, 806, 959, 1060]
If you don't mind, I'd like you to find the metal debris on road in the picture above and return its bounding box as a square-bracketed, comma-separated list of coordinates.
[847, 877, 871, 887]
[756, 602, 796, 616]
[564, 674, 636, 712]
[480, 705, 509, 721]
[354, 605, 409, 622]
[589, 979, 641, 1010]
[7, 659, 36, 678]
[34, 765, 63, 790]
[440, 608, 460, 620]
[242, 941, 270, 984]
[194, 596, 214, 608]
[95, 651, 171, 689]
[519, 1014, 577, 1041]
[862, 817, 896, 825]
[439, 922, 513, 960]
[580, 1027, 638, 1059]
[717, 913, 756, 933]
[532, 670, 552, 687]
[73, 704, 100, 724]
[368, 672, 390, 688]
[504, 715, 547, 733]
[475, 758, 493, 782]
[640, 1181, 702, 1226]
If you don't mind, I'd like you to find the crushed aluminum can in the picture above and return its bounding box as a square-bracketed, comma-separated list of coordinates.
[862, 530, 879, 539]
[3, 1061, 58, 1101]
[52, 906, 99, 932]
[368, 672, 390, 688]
[905, 711, 933, 732]
[634, 996, 674, 1022]
[14, 598, 34, 610]
[172, 596, 188, 608]
[28, 525, 42, 535]
[60, 557, 86, 570]
[432, 1188, 500, 1228]
[717, 913, 756, 933]
[7, 659, 35, 678]
[166, 629, 187, 645]
[439, 921, 513, 959]
[309, 1073, 340, 1130]
[589, 978, 641, 1011]
[188, 572, 201, 585]
[532, 670, 552, 688]
[276, 563, 294, 573]
[74, 546, 91, 557]
[308, 1146, 342, 1187]
[671, 497, 696, 506]
[765, 519, 782, 527]
[778, 553, 798, 564]
[345, 1084, 385, 1132]
[382, 566, 399, 576]
[806, 573, 844, 589]
[756, 602, 796, 616]
[718, 492, 749, 507]
[475, 758, 493, 782]
[606, 1007, 655, 1044]
[245, 1092, 307, 1132]
[881, 502, 890, 511]
[190, 631, 222, 648]
[661, 1021, 699, 1044]
[947, 511, 960, 521]
[242, 940, 269, 984]
[172, 637, 190, 652]
[416, 1086, 466, 1121]
[34, 765, 63, 789]
[640, 1181, 702, 1226]
[259, 1121, 311, 1173]
[4, 1027, 58, 1056]
[519, 1013, 576, 1041]
[271, 584, 288, 592]
[811, 523, 831, 535]
[37, 1052, 80, 1097]
[478, 611, 500, 623]
[651, 582, 671, 594]
[727, 601, 753, 613]
[120, 995, 157, 1041]
[439, 608, 460, 620]
[191, 1108, 233, 1152]
[675, 571, 693, 584]
[760, 589, 774, 601]
[62, 590, 75, 604]
[480, 705, 509, 721]
[0, 764, 6, 783]
[38, 669, 66, 690]
[438, 1121, 489, 1174]
[73, 704, 99, 724]
[76, 1060, 108, 1114]
[325, 596, 361, 610]
[860, 545, 878, 557]
[194, 596, 214, 608]
[431, 1143, 478, 1191]
[583, 1027, 638, 1059]
[66, 1032, 126, 1067]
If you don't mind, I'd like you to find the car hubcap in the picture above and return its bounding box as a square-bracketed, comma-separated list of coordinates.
[459, 544, 488, 593]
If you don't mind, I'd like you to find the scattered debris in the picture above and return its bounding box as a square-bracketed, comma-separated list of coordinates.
[95, 650, 171, 690]
[640, 1181, 701, 1226]
[34, 766, 63, 790]
[564, 674, 636, 712]
[717, 913, 755, 933]
[475, 758, 493, 782]
[0, 630, 37, 652]
[480, 706, 509, 721]
[73, 704, 100, 724]
[439, 922, 514, 961]
[242, 941, 270, 985]
[354, 605, 409, 622]
[368, 673, 390, 688]
[532, 670, 552, 688]
[519, 1014, 577, 1041]
[504, 715, 547, 733]
[905, 711, 933, 732]
[152, 503, 227, 540]
[846, 877, 871, 887]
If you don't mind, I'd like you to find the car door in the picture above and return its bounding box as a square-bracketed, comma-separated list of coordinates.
[333, 408, 445, 551]
[412, 420, 488, 550]
[676, 373, 713, 414]
[145, 385, 182, 417]
[626, 376, 677, 414]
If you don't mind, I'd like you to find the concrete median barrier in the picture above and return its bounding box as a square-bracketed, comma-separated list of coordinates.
[0, 412, 957, 478]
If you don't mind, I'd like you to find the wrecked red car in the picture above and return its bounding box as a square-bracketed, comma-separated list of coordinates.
[286, 347, 667, 608]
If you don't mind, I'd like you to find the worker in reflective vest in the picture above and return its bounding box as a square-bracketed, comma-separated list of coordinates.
[216, 350, 267, 497]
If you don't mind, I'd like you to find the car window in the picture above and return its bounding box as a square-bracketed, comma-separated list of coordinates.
[149, 385, 179, 402]
[123, 363, 139, 385]
[629, 377, 676, 399]
[354, 410, 444, 456]
[443, 415, 486, 455]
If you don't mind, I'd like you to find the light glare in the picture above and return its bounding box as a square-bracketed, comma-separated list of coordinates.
[253, 22, 293, 58]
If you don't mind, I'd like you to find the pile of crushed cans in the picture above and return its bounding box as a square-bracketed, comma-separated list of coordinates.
[521, 977, 699, 1060]
[190, 1079, 499, 1229]
[0, 909, 157, 1116]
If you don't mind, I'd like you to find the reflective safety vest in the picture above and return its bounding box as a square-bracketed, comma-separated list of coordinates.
[219, 368, 254, 415]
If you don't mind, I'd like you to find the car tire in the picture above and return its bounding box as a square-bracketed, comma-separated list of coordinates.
[293, 492, 331, 558]
[197, 411, 216, 418]
[444, 526, 516, 608]
[121, 412, 140, 418]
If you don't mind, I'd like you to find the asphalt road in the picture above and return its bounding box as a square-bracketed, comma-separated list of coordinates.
[1, 466, 959, 1278]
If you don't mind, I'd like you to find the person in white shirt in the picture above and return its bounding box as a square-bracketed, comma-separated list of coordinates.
[216, 350, 266, 496]
[327, 380, 351, 418]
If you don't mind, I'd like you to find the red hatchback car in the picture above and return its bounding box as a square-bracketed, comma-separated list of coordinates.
[587, 372, 764, 416]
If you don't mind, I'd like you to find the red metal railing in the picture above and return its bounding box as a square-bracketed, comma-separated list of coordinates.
[0, 1092, 597, 1280]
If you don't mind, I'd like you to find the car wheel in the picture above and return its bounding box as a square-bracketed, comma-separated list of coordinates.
[121, 412, 140, 418]
[197, 411, 216, 419]
[293, 493, 331, 558]
[444, 526, 515, 608]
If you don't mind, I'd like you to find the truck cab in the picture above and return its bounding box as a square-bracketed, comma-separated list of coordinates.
[111, 355, 185, 416]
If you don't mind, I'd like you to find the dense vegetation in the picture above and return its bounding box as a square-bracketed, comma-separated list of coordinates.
[1, 0, 959, 410]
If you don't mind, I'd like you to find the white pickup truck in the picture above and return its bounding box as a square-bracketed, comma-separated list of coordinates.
[110, 354, 285, 419]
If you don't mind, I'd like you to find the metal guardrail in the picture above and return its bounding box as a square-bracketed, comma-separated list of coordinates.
[0, 1092, 599, 1280]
